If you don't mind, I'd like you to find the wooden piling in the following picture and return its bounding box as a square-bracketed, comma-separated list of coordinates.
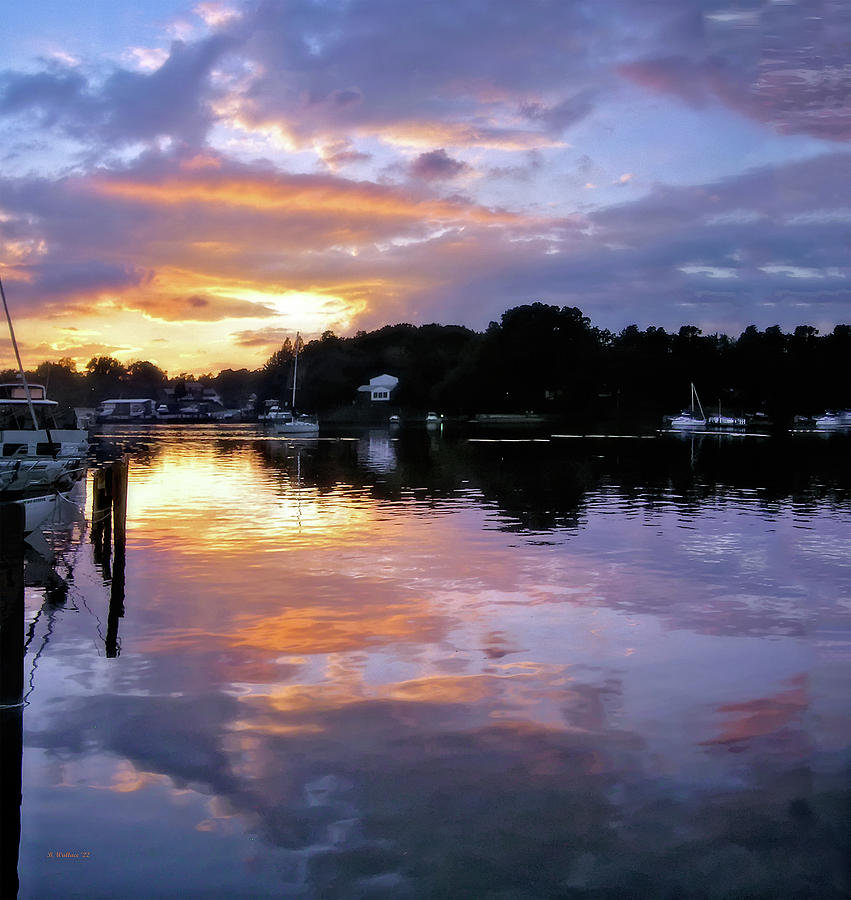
[112, 456, 128, 558]
[91, 466, 109, 567]
[105, 458, 128, 658]
[0, 501, 25, 900]
[0, 501, 25, 705]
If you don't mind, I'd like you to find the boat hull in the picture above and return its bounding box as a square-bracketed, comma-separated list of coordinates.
[272, 420, 320, 436]
[707, 416, 747, 427]
[670, 415, 706, 429]
[1, 493, 62, 534]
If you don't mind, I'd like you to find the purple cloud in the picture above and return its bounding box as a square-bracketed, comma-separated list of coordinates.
[408, 149, 470, 181]
[0, 34, 234, 150]
[619, 0, 851, 141]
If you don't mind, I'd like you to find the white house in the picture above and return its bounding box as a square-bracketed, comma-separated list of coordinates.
[357, 374, 399, 402]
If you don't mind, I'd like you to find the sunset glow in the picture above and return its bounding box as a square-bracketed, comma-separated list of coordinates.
[0, 0, 847, 374]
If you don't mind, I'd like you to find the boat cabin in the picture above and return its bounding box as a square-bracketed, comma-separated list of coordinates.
[0, 383, 61, 430]
[97, 398, 158, 421]
[0, 383, 48, 401]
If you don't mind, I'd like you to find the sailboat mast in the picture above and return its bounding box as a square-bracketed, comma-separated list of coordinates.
[692, 383, 705, 420]
[0, 274, 39, 429]
[291, 332, 299, 411]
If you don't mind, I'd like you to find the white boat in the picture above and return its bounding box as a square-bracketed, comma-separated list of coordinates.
[1, 278, 89, 492]
[669, 383, 706, 429]
[96, 398, 158, 422]
[1, 492, 62, 535]
[271, 333, 319, 436]
[425, 411, 443, 426]
[0, 385, 89, 492]
[273, 413, 320, 436]
[815, 409, 851, 429]
[707, 402, 747, 428]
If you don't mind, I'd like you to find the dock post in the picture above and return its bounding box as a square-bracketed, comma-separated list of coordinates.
[112, 456, 128, 555]
[91, 466, 110, 568]
[0, 501, 25, 900]
[105, 458, 128, 658]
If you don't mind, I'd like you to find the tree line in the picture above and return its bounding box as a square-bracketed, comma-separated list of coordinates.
[3, 304, 849, 427]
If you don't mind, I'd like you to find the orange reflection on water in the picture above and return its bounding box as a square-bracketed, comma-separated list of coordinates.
[703, 675, 809, 746]
[232, 601, 450, 655]
[125, 449, 376, 555]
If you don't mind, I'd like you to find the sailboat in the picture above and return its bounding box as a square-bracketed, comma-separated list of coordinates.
[669, 383, 706, 429]
[0, 276, 89, 493]
[707, 400, 747, 428]
[272, 332, 319, 436]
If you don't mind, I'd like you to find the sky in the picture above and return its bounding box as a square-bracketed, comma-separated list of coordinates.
[0, 0, 848, 375]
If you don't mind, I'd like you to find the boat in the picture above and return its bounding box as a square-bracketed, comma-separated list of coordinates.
[0, 385, 89, 491]
[96, 398, 158, 422]
[1, 491, 63, 535]
[707, 402, 747, 428]
[669, 383, 706, 429]
[471, 413, 548, 427]
[272, 333, 319, 436]
[0, 277, 89, 492]
[815, 410, 851, 429]
[273, 413, 320, 435]
[425, 411, 443, 426]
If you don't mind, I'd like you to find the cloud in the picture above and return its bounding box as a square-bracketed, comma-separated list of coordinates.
[618, 1, 851, 141]
[0, 66, 90, 122]
[0, 33, 234, 149]
[221, 0, 611, 150]
[1, 0, 847, 185]
[134, 293, 279, 322]
[383, 151, 851, 332]
[316, 139, 371, 171]
[1, 259, 151, 316]
[231, 327, 293, 348]
[408, 149, 470, 182]
[1, 139, 848, 374]
[519, 91, 599, 132]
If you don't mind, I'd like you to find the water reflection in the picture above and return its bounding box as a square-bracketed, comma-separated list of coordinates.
[14, 428, 851, 898]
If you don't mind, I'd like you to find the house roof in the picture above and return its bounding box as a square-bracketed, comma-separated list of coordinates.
[357, 373, 399, 392]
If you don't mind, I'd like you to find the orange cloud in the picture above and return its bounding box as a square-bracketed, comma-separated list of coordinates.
[88, 169, 529, 226]
[378, 120, 567, 151]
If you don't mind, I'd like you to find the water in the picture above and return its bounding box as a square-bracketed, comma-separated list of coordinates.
[8, 426, 851, 899]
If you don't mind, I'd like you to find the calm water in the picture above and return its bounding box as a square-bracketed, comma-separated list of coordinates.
[8, 426, 851, 899]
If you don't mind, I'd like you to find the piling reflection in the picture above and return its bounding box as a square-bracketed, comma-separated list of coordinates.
[1, 460, 131, 898]
[91, 460, 128, 658]
[0, 503, 24, 900]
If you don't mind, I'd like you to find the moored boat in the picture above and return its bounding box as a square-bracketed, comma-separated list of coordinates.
[1, 491, 63, 535]
[272, 413, 320, 436]
[0, 383, 89, 492]
[707, 402, 747, 428]
[268, 332, 320, 436]
[815, 409, 851, 429]
[96, 398, 158, 422]
[1, 277, 89, 493]
[669, 383, 706, 429]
